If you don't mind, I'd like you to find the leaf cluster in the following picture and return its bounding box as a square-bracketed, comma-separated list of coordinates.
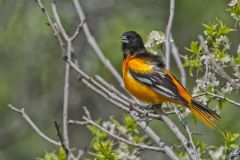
[86, 115, 146, 160]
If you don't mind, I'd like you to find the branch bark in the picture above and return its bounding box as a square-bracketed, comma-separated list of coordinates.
[170, 36, 186, 87]
[52, 2, 73, 160]
[156, 109, 198, 160]
[165, 0, 175, 70]
[8, 104, 61, 146]
[205, 91, 240, 108]
[72, 0, 123, 86]
[69, 107, 165, 152]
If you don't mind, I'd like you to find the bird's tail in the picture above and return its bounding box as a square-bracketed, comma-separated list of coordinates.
[188, 100, 221, 128]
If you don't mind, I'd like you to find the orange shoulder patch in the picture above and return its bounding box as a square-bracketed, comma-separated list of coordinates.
[127, 57, 153, 74]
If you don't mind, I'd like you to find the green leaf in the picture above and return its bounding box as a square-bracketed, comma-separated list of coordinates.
[36, 148, 66, 160]
[217, 99, 225, 109]
[234, 52, 240, 66]
[89, 141, 119, 160]
[221, 130, 240, 144]
[185, 41, 202, 54]
[230, 143, 239, 149]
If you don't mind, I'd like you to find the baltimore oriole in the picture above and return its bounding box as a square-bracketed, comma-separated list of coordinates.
[121, 31, 220, 128]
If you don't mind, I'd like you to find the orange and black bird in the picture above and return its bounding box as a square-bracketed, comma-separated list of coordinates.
[121, 31, 220, 128]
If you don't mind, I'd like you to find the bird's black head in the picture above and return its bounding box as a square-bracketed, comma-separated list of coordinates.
[121, 31, 146, 58]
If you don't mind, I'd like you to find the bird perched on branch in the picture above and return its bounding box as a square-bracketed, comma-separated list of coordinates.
[121, 31, 220, 128]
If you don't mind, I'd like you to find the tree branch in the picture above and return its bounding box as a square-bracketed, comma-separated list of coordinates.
[36, 1, 86, 159]
[35, 0, 66, 54]
[95, 75, 135, 103]
[54, 121, 70, 159]
[72, 0, 123, 86]
[173, 108, 199, 159]
[51, 2, 73, 160]
[169, 36, 196, 158]
[69, 107, 165, 152]
[62, 52, 71, 160]
[165, 0, 175, 70]
[137, 120, 179, 160]
[153, 106, 198, 160]
[193, 91, 240, 108]
[52, 1, 85, 42]
[170, 36, 186, 87]
[198, 35, 240, 90]
[205, 91, 240, 108]
[7, 104, 61, 146]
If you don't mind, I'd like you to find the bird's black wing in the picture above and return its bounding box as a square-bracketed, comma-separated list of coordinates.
[129, 68, 185, 103]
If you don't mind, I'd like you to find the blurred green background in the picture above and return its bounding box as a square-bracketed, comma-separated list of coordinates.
[0, 0, 239, 159]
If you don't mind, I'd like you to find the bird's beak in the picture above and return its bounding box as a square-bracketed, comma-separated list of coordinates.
[121, 35, 129, 43]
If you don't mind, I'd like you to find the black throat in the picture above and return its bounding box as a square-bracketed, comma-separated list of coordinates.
[121, 43, 146, 58]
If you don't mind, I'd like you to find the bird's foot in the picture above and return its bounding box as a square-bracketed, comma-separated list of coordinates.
[151, 104, 164, 114]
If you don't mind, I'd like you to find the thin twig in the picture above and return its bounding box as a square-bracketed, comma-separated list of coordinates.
[52, 1, 69, 40]
[69, 107, 164, 152]
[75, 150, 84, 160]
[193, 91, 240, 108]
[72, 0, 123, 86]
[192, 93, 207, 98]
[70, 19, 86, 41]
[62, 52, 71, 160]
[41, 1, 86, 159]
[198, 35, 240, 89]
[137, 120, 179, 160]
[165, 0, 175, 70]
[191, 131, 204, 136]
[161, 114, 197, 160]
[95, 75, 134, 103]
[205, 91, 240, 107]
[54, 121, 70, 158]
[153, 106, 197, 160]
[174, 108, 198, 159]
[52, 2, 72, 160]
[52, 1, 85, 42]
[8, 104, 61, 146]
[170, 36, 186, 87]
[35, 0, 66, 54]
